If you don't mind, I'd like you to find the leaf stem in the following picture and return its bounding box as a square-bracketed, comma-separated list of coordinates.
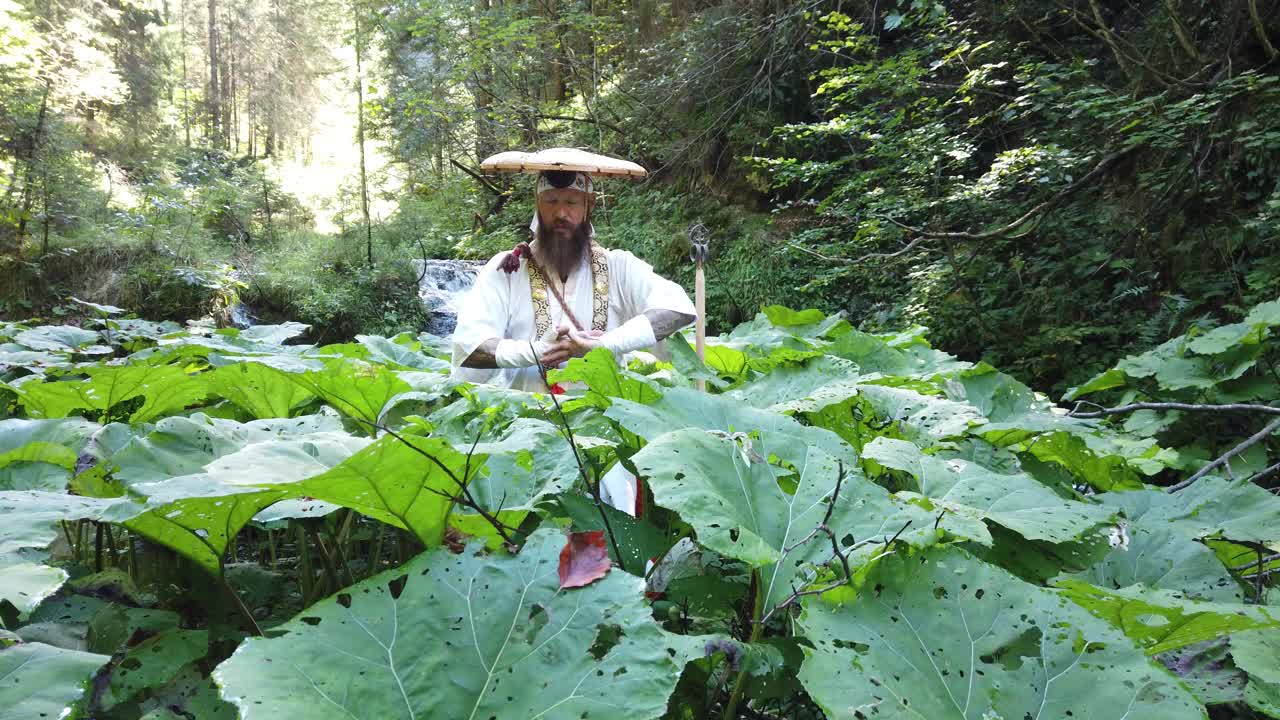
[221, 566, 263, 636]
[722, 568, 764, 720]
[532, 347, 626, 572]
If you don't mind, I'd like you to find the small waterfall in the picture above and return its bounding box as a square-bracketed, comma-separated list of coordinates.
[414, 259, 481, 336]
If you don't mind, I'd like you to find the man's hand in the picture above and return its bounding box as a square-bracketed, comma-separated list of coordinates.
[539, 325, 603, 366]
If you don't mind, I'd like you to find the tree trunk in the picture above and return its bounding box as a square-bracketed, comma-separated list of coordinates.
[472, 0, 494, 161]
[11, 83, 50, 252]
[181, 0, 190, 147]
[353, 0, 373, 265]
[207, 0, 222, 143]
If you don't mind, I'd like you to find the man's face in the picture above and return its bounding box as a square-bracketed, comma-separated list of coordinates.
[536, 187, 592, 239]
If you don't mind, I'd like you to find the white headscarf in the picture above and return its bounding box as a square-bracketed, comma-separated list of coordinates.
[529, 171, 595, 238]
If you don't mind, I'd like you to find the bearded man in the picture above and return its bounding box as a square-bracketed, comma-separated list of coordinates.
[451, 168, 697, 393]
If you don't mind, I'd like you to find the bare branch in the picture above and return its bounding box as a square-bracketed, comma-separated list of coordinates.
[757, 463, 918, 626]
[853, 233, 932, 263]
[1068, 402, 1280, 419]
[449, 158, 507, 196]
[1168, 417, 1280, 493]
[1232, 552, 1280, 573]
[351, 418, 518, 546]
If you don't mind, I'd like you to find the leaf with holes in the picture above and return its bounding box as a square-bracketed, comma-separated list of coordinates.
[606, 386, 854, 461]
[631, 429, 989, 614]
[288, 359, 412, 430]
[99, 629, 209, 711]
[797, 546, 1204, 720]
[213, 529, 711, 720]
[206, 361, 317, 419]
[863, 437, 1114, 543]
[1055, 580, 1280, 654]
[1099, 477, 1280, 548]
[0, 641, 110, 720]
[1056, 526, 1243, 602]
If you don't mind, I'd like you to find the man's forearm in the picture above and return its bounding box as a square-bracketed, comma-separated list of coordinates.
[462, 338, 500, 368]
[643, 309, 696, 341]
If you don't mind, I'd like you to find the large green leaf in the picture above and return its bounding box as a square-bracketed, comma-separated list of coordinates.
[863, 438, 1113, 543]
[0, 641, 110, 720]
[124, 478, 286, 575]
[723, 357, 863, 411]
[289, 359, 412, 430]
[469, 418, 590, 512]
[123, 431, 368, 573]
[1232, 629, 1280, 685]
[548, 347, 661, 409]
[0, 491, 141, 566]
[1056, 580, 1280, 654]
[206, 361, 316, 419]
[1099, 477, 1280, 547]
[606, 387, 854, 461]
[0, 418, 101, 455]
[631, 429, 989, 612]
[12, 325, 103, 352]
[797, 547, 1204, 720]
[356, 334, 450, 371]
[283, 433, 480, 546]
[664, 331, 730, 388]
[0, 563, 68, 624]
[1019, 432, 1145, 491]
[98, 628, 209, 711]
[1058, 526, 1242, 602]
[105, 413, 346, 487]
[0, 441, 79, 491]
[213, 530, 709, 719]
[852, 384, 986, 439]
[13, 364, 207, 423]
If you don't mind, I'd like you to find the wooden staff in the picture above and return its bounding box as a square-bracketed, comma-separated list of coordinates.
[689, 223, 710, 393]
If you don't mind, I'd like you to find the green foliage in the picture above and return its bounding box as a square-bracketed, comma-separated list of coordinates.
[2, 304, 1279, 718]
[214, 530, 711, 720]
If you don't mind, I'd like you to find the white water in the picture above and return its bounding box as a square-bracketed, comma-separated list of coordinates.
[414, 259, 480, 336]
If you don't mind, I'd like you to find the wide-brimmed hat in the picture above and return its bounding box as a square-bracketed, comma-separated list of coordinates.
[480, 147, 647, 178]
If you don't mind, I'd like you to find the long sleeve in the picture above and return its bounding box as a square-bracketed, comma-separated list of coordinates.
[450, 255, 512, 379]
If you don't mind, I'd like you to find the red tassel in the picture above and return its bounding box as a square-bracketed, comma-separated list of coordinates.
[499, 242, 531, 273]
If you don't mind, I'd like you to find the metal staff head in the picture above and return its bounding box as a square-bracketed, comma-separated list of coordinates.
[688, 222, 710, 264]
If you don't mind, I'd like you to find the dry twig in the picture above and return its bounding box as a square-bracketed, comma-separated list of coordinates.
[1168, 417, 1280, 493]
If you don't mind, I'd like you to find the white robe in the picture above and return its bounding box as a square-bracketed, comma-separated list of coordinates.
[450, 245, 694, 520]
[450, 246, 697, 392]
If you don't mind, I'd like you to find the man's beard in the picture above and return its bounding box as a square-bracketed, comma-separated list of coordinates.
[537, 220, 592, 280]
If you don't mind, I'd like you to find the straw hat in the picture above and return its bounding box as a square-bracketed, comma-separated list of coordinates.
[480, 147, 647, 178]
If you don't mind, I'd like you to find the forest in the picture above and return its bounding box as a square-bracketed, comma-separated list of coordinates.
[3, 0, 1280, 718]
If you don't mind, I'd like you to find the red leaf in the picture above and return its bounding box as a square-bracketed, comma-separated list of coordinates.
[558, 530, 611, 589]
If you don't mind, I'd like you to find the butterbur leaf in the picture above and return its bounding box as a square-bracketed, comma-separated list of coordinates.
[797, 547, 1204, 720]
[558, 530, 611, 588]
[863, 437, 1113, 543]
[1055, 580, 1280, 654]
[0, 641, 110, 718]
[214, 530, 713, 720]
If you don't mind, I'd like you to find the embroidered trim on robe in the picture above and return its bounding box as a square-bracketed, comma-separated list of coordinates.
[527, 243, 610, 336]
